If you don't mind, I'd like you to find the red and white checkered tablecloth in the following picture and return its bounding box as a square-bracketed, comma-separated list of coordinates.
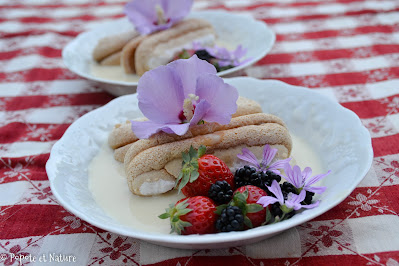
[1, 0, 399, 265]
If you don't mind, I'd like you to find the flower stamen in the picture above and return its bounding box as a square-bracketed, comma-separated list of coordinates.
[182, 94, 199, 122]
[155, 4, 167, 25]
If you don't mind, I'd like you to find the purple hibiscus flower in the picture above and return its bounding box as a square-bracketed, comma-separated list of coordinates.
[193, 42, 251, 67]
[237, 144, 291, 174]
[131, 55, 239, 139]
[124, 0, 193, 35]
[283, 164, 331, 194]
[257, 180, 320, 215]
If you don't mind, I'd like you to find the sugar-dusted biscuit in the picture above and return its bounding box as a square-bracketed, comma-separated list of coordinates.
[134, 18, 215, 76]
[126, 121, 292, 196]
[121, 35, 148, 74]
[100, 51, 122, 66]
[93, 30, 138, 62]
[121, 112, 292, 196]
[108, 96, 263, 161]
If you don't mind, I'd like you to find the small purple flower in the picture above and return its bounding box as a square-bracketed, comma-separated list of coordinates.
[193, 42, 251, 67]
[237, 144, 291, 174]
[283, 164, 331, 194]
[131, 55, 239, 139]
[124, 0, 193, 35]
[257, 180, 320, 213]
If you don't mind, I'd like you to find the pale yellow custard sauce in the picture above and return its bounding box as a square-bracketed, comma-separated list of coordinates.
[88, 135, 323, 234]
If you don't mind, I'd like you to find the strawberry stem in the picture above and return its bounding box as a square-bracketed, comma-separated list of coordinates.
[175, 145, 206, 193]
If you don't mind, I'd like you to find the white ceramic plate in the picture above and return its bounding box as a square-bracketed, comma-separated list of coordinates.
[62, 10, 275, 96]
[46, 78, 373, 249]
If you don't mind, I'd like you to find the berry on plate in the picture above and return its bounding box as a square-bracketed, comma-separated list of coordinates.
[215, 205, 244, 232]
[159, 196, 217, 235]
[176, 145, 235, 197]
[234, 165, 281, 190]
[231, 185, 267, 229]
[208, 180, 233, 205]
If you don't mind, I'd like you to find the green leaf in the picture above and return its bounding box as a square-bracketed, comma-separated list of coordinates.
[179, 49, 191, 59]
[175, 172, 183, 185]
[244, 216, 253, 228]
[246, 204, 264, 213]
[178, 171, 191, 192]
[189, 170, 199, 183]
[182, 151, 190, 163]
[236, 201, 247, 213]
[175, 199, 189, 209]
[235, 192, 247, 203]
[158, 213, 170, 219]
[197, 145, 206, 158]
[242, 189, 249, 200]
[189, 146, 198, 159]
[215, 204, 228, 215]
[265, 208, 272, 224]
[176, 208, 192, 216]
[171, 216, 179, 223]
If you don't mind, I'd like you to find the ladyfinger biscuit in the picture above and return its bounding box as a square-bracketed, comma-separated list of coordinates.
[123, 112, 289, 171]
[126, 123, 292, 196]
[134, 18, 215, 76]
[93, 29, 139, 62]
[121, 35, 147, 74]
[100, 51, 122, 66]
[108, 96, 262, 150]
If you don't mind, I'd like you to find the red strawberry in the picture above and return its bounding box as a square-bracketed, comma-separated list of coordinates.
[159, 196, 217, 235]
[176, 145, 235, 197]
[232, 185, 267, 228]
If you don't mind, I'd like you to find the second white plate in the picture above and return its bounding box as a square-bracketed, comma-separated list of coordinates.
[62, 10, 275, 96]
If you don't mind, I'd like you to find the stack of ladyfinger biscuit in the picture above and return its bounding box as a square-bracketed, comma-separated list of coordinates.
[108, 97, 292, 196]
[93, 18, 215, 76]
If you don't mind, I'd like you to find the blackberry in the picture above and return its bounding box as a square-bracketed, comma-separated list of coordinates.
[208, 181, 233, 205]
[215, 206, 244, 232]
[234, 166, 259, 188]
[195, 49, 214, 61]
[285, 210, 296, 219]
[270, 202, 296, 220]
[267, 170, 282, 183]
[270, 202, 283, 218]
[301, 191, 315, 205]
[234, 166, 282, 191]
[280, 182, 297, 200]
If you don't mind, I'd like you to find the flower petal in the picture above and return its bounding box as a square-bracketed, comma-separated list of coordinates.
[190, 99, 211, 125]
[306, 186, 327, 194]
[137, 65, 184, 124]
[283, 164, 301, 188]
[268, 158, 292, 172]
[305, 170, 332, 186]
[293, 165, 305, 188]
[302, 167, 313, 181]
[267, 180, 284, 204]
[125, 0, 192, 35]
[195, 73, 238, 124]
[301, 200, 320, 209]
[257, 196, 279, 207]
[162, 0, 193, 23]
[286, 190, 306, 210]
[168, 55, 216, 96]
[124, 0, 159, 35]
[131, 120, 190, 139]
[237, 148, 260, 169]
[262, 144, 277, 166]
